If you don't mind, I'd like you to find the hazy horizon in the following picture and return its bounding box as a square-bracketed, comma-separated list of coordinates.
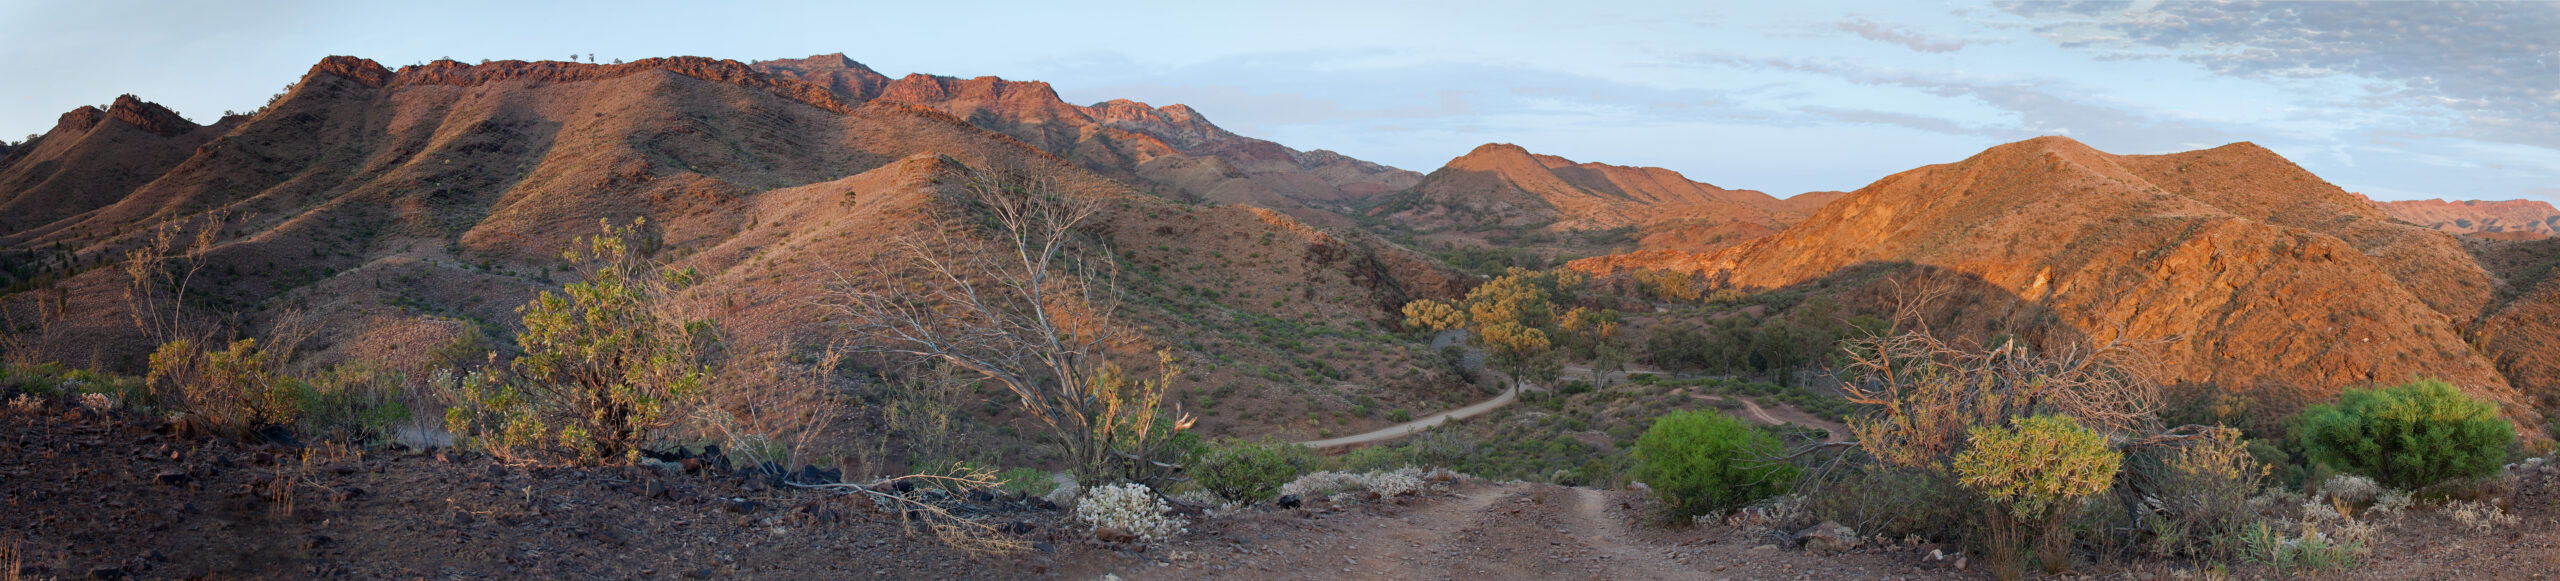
[4, 0, 2554, 204]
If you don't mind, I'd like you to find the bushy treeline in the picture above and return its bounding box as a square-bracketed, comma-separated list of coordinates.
[1642, 295, 1887, 384]
[1622, 324, 2533, 580]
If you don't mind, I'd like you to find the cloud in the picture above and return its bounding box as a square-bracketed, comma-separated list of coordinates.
[1836, 17, 1971, 53]
[1696, 54, 2243, 152]
[1050, 50, 1768, 138]
[1801, 106, 2021, 138]
[2001, 1, 2560, 149]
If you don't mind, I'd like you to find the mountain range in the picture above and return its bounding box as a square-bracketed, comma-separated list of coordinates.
[2, 53, 2556, 434]
[1570, 136, 2557, 424]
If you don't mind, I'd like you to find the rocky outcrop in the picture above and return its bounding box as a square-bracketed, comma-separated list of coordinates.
[749, 56, 1422, 208]
[1570, 136, 2535, 424]
[54, 106, 106, 134]
[105, 95, 197, 136]
[305, 56, 861, 115]
[746, 53, 891, 102]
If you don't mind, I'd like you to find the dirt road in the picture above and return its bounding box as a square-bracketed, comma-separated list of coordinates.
[1299, 385, 1519, 449]
[1114, 481, 1968, 580]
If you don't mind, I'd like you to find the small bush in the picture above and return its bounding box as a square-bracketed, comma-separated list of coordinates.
[2236, 519, 2361, 575]
[293, 362, 412, 445]
[1190, 441, 1313, 504]
[449, 219, 713, 462]
[996, 468, 1056, 498]
[1953, 415, 2121, 578]
[2131, 426, 2268, 562]
[2294, 380, 2514, 490]
[1804, 464, 1971, 540]
[148, 338, 299, 436]
[1277, 468, 1426, 498]
[2444, 500, 2519, 531]
[2315, 474, 2384, 506]
[1632, 410, 1796, 516]
[1074, 483, 1185, 542]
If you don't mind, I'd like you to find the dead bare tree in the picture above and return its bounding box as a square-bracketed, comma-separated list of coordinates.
[821, 168, 1190, 482]
[1835, 279, 2171, 469]
[122, 211, 227, 347]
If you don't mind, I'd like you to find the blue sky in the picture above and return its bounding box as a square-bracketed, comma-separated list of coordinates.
[4, 0, 2554, 203]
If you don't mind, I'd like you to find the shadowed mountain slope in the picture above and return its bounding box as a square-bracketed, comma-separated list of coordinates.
[0, 55, 1474, 440]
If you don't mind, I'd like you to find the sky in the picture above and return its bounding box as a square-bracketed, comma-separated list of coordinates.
[3, 0, 2555, 204]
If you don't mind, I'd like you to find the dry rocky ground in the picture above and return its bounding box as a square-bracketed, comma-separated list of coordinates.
[8, 398, 2560, 580]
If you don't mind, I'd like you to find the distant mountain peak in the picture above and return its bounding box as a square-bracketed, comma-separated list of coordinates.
[2365, 194, 2560, 237]
[1397, 143, 1796, 233]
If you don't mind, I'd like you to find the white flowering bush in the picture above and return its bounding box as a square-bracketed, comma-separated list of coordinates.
[1278, 467, 1426, 499]
[79, 392, 117, 413]
[1278, 471, 1359, 498]
[1358, 468, 1425, 497]
[1074, 483, 1184, 542]
[1170, 487, 1244, 513]
[2316, 474, 2383, 506]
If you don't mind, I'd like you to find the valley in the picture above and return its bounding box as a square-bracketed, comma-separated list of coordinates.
[4, 46, 2557, 580]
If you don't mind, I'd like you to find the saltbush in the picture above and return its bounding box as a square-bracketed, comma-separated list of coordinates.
[1276, 468, 1426, 498]
[2294, 380, 2513, 490]
[1074, 483, 1185, 542]
[1190, 441, 1313, 503]
[1633, 410, 1796, 516]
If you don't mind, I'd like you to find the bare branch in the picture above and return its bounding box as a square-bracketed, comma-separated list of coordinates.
[817, 166, 1187, 481]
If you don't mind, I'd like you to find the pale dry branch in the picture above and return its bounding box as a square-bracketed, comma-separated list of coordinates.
[123, 211, 227, 347]
[1838, 287, 2169, 470]
[818, 167, 1189, 480]
[790, 470, 1029, 557]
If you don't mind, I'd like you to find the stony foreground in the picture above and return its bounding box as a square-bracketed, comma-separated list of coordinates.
[6, 405, 2559, 580]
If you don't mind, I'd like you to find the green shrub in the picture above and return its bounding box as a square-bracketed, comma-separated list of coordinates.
[1953, 415, 2121, 578]
[2129, 427, 2267, 562]
[497, 218, 713, 461]
[1805, 465, 1971, 541]
[997, 467, 1056, 497]
[293, 361, 411, 444]
[2294, 379, 2514, 490]
[1633, 410, 1796, 516]
[148, 338, 299, 436]
[1191, 441, 1314, 503]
